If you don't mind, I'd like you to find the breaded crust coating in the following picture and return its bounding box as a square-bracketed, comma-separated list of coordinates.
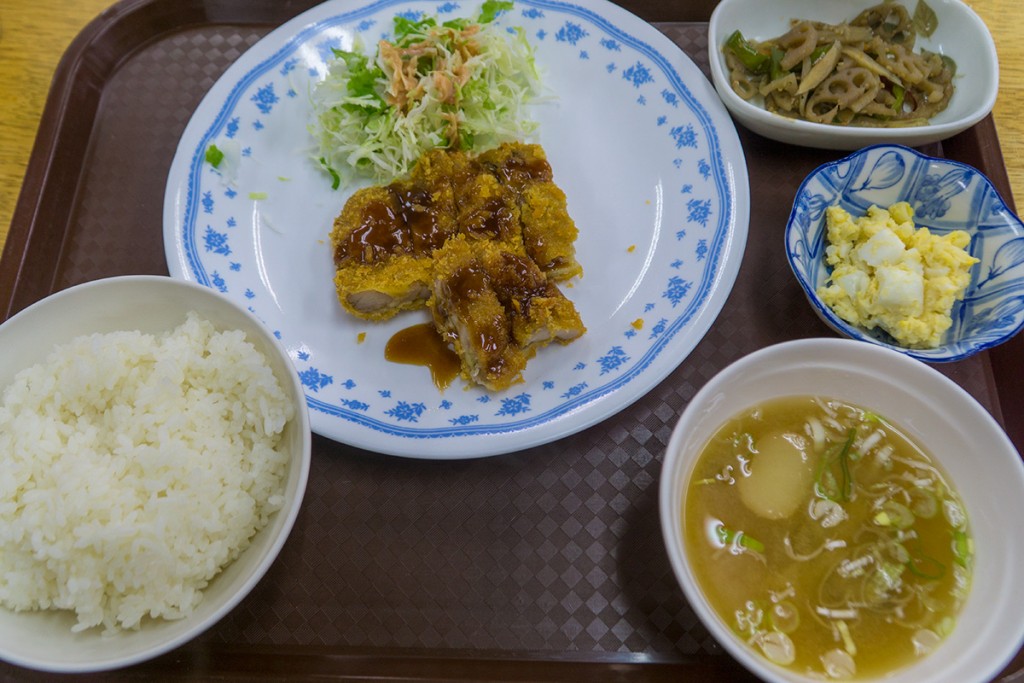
[478, 143, 582, 281]
[428, 235, 585, 391]
[329, 142, 586, 390]
[329, 171, 457, 320]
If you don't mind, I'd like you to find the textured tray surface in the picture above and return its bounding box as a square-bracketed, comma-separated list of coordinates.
[2, 2, 1022, 679]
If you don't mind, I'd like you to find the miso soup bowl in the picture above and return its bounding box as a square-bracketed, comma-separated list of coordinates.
[659, 338, 1024, 683]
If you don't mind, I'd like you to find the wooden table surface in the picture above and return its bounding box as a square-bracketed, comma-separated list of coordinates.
[1, 0, 1022, 258]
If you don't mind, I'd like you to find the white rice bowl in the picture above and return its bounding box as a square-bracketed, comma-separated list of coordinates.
[0, 276, 310, 673]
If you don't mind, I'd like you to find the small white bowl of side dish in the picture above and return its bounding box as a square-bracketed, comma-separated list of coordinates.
[0, 276, 311, 673]
[660, 338, 1024, 683]
[786, 143, 1024, 362]
[707, 0, 998, 149]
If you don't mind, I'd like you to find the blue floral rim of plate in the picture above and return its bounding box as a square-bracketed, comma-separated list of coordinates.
[165, 0, 747, 456]
[786, 143, 1024, 363]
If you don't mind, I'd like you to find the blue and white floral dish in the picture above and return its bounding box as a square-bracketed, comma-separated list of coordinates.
[786, 143, 1024, 362]
[708, 0, 998, 150]
[163, 0, 750, 458]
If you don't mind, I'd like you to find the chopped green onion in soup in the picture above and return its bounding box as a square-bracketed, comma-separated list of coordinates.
[683, 396, 972, 679]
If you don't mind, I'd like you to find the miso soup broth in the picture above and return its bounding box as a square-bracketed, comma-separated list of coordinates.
[683, 396, 973, 680]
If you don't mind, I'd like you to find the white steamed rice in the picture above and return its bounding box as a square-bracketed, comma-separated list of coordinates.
[0, 312, 294, 633]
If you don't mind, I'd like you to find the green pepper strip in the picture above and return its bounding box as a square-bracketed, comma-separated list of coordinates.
[892, 84, 906, 113]
[725, 30, 769, 74]
[769, 47, 786, 82]
[716, 524, 766, 553]
[808, 44, 831, 65]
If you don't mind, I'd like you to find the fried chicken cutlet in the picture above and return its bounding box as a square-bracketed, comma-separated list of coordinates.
[329, 160, 458, 320]
[428, 235, 586, 392]
[477, 143, 583, 281]
[330, 143, 582, 321]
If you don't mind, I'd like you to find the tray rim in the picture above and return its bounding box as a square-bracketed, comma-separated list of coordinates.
[1, 0, 1022, 679]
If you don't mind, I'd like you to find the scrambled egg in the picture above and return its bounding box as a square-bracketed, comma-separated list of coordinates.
[816, 202, 979, 348]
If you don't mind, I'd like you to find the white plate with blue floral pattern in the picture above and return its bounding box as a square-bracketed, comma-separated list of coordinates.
[163, 0, 749, 458]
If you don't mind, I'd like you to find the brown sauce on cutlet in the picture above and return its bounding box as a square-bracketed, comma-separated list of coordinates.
[335, 200, 401, 264]
[385, 322, 461, 391]
[546, 255, 567, 269]
[334, 145, 566, 268]
[489, 153, 552, 189]
[333, 144, 583, 390]
[490, 252, 551, 315]
[448, 159, 479, 196]
[448, 261, 489, 300]
[395, 187, 449, 253]
[335, 186, 449, 265]
[446, 263, 511, 375]
[462, 198, 516, 239]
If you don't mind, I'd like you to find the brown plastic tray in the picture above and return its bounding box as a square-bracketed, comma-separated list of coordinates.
[2, 0, 1022, 680]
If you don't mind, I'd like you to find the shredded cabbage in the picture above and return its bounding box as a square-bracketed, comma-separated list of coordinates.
[309, 0, 542, 186]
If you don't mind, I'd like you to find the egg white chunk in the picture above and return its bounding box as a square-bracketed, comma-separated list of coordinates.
[816, 203, 979, 348]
